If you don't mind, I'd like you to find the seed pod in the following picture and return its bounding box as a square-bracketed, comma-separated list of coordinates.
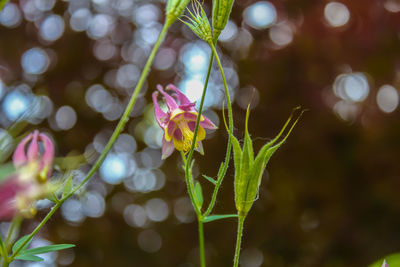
[166, 0, 191, 24]
[212, 0, 234, 41]
[232, 107, 304, 217]
[182, 1, 213, 43]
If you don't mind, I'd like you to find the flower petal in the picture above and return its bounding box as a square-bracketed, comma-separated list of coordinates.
[200, 116, 217, 129]
[39, 133, 54, 176]
[197, 126, 206, 141]
[152, 91, 167, 128]
[157, 84, 178, 111]
[165, 121, 177, 142]
[172, 136, 185, 152]
[26, 130, 39, 162]
[161, 136, 175, 159]
[13, 133, 33, 167]
[166, 84, 192, 105]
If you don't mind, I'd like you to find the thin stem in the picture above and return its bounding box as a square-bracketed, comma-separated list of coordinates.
[9, 20, 172, 263]
[0, 233, 8, 266]
[9, 201, 62, 261]
[233, 216, 245, 267]
[204, 43, 234, 217]
[5, 216, 21, 252]
[69, 21, 171, 197]
[198, 219, 206, 267]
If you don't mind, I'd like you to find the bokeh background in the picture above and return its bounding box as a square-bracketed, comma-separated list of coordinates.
[1, 0, 400, 266]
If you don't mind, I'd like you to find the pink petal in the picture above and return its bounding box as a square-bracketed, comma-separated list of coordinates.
[152, 91, 167, 128]
[200, 116, 217, 129]
[161, 136, 175, 159]
[166, 84, 192, 105]
[39, 133, 54, 175]
[13, 132, 33, 167]
[157, 85, 178, 111]
[27, 130, 39, 162]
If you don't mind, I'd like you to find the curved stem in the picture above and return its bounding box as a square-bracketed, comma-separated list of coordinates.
[9, 20, 172, 263]
[0, 233, 8, 267]
[198, 219, 206, 267]
[5, 216, 21, 252]
[233, 216, 245, 267]
[10, 201, 62, 261]
[204, 43, 234, 217]
[69, 21, 171, 197]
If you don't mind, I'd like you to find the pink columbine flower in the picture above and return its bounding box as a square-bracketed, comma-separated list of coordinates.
[152, 84, 217, 159]
[13, 130, 54, 181]
[0, 164, 47, 221]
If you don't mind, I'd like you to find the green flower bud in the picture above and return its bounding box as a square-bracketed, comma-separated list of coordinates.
[181, 1, 213, 43]
[232, 107, 304, 217]
[212, 0, 234, 41]
[166, 0, 191, 24]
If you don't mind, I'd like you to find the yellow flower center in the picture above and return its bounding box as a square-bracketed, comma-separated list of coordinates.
[177, 120, 197, 153]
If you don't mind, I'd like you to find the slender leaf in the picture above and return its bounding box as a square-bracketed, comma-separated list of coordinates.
[15, 254, 43, 262]
[202, 174, 217, 185]
[12, 235, 32, 254]
[0, 0, 9, 11]
[21, 244, 75, 255]
[369, 253, 400, 267]
[62, 174, 73, 198]
[204, 214, 238, 223]
[194, 182, 203, 208]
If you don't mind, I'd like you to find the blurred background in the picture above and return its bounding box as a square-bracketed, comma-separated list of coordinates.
[0, 0, 400, 266]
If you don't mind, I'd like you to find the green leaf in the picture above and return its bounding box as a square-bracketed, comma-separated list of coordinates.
[15, 254, 44, 262]
[21, 244, 75, 255]
[0, 0, 9, 11]
[204, 214, 238, 223]
[0, 163, 16, 183]
[194, 182, 203, 208]
[202, 174, 217, 185]
[12, 235, 32, 254]
[369, 253, 400, 267]
[62, 174, 73, 198]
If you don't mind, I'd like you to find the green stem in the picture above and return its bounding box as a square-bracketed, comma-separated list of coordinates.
[9, 201, 62, 261]
[204, 43, 234, 217]
[9, 20, 172, 263]
[69, 21, 171, 197]
[233, 216, 245, 267]
[0, 233, 8, 267]
[4, 216, 21, 252]
[198, 219, 206, 267]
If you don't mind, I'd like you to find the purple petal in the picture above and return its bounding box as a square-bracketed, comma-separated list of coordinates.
[173, 128, 183, 140]
[166, 84, 192, 105]
[13, 133, 33, 167]
[382, 260, 389, 267]
[157, 85, 178, 111]
[165, 120, 177, 142]
[200, 116, 217, 129]
[26, 130, 39, 162]
[161, 136, 175, 159]
[152, 91, 167, 128]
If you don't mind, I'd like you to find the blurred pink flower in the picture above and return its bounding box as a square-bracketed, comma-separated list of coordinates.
[152, 84, 216, 159]
[13, 130, 54, 181]
[382, 259, 389, 267]
[0, 164, 46, 221]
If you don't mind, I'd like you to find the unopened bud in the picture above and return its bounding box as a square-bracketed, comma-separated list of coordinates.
[166, 0, 191, 24]
[212, 0, 234, 41]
